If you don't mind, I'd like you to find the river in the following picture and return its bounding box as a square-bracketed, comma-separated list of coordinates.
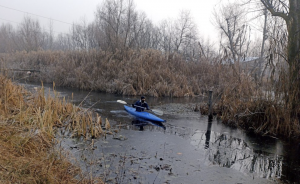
[21, 82, 300, 184]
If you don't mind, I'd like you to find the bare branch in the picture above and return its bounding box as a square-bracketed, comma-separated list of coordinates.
[259, 0, 289, 21]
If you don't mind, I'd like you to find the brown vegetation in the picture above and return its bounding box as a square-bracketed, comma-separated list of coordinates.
[0, 49, 220, 97]
[0, 1, 299, 182]
[2, 48, 300, 139]
[200, 67, 300, 139]
[0, 75, 105, 183]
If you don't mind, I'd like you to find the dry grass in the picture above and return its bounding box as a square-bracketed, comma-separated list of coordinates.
[203, 66, 300, 139]
[0, 49, 219, 97]
[2, 49, 300, 139]
[0, 75, 105, 183]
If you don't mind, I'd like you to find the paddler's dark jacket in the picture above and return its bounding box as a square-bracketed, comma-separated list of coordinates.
[133, 100, 150, 112]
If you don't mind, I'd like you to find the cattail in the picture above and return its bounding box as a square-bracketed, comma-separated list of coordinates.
[98, 125, 103, 134]
[91, 139, 94, 148]
[105, 118, 110, 130]
[97, 115, 102, 126]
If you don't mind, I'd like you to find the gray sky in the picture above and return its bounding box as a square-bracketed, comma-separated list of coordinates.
[0, 0, 221, 40]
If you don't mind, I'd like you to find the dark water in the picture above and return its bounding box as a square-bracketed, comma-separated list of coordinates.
[20, 82, 300, 184]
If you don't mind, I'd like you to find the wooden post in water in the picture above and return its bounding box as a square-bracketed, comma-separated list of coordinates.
[208, 90, 213, 121]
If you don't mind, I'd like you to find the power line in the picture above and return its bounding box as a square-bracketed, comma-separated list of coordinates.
[0, 4, 83, 36]
[0, 17, 19, 25]
[0, 16, 71, 36]
[0, 4, 74, 26]
[0, 4, 92, 37]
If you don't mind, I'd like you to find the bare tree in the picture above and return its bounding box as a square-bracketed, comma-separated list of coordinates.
[157, 11, 199, 58]
[198, 37, 218, 61]
[132, 15, 155, 49]
[0, 0, 211, 65]
[86, 22, 100, 49]
[53, 33, 73, 51]
[173, 11, 198, 54]
[17, 16, 44, 51]
[72, 18, 90, 50]
[94, 0, 153, 52]
[46, 19, 54, 50]
[214, 2, 251, 66]
[0, 19, 55, 52]
[0, 23, 17, 53]
[259, 0, 300, 118]
[95, 0, 131, 51]
[158, 19, 175, 53]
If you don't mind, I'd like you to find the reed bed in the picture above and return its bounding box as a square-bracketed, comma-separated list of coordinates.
[0, 49, 218, 97]
[205, 67, 300, 139]
[1, 49, 300, 139]
[0, 75, 105, 183]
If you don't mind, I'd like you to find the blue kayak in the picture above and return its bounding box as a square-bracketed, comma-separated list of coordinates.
[124, 105, 166, 122]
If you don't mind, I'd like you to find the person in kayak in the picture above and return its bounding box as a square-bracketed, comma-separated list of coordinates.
[132, 96, 150, 112]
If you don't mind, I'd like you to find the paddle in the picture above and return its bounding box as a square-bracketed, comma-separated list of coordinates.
[117, 100, 163, 116]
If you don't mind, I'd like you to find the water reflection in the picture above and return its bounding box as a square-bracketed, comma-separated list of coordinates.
[131, 119, 166, 131]
[191, 125, 283, 180]
[205, 120, 212, 149]
[208, 135, 282, 179]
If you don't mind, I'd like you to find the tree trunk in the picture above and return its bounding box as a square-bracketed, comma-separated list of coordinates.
[259, 8, 268, 77]
[261, 0, 300, 119]
[286, 0, 300, 118]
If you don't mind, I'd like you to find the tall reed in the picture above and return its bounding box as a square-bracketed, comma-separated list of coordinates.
[2, 49, 300, 139]
[212, 65, 300, 139]
[0, 75, 105, 183]
[0, 49, 219, 97]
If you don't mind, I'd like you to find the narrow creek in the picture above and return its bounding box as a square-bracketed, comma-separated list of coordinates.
[21, 82, 300, 184]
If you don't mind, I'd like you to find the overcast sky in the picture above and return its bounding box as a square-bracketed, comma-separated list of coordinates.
[0, 0, 223, 41]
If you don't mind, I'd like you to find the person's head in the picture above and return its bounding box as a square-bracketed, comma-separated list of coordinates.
[141, 96, 145, 103]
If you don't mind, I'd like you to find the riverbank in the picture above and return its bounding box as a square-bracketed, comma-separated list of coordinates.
[12, 80, 299, 183]
[0, 75, 105, 183]
[2, 49, 300, 141]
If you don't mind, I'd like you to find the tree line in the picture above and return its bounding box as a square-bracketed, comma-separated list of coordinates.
[0, 0, 218, 61]
[0, 0, 289, 70]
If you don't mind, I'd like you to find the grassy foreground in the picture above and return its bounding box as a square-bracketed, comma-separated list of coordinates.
[0, 75, 104, 183]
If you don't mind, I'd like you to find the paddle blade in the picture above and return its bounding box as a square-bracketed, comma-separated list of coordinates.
[117, 100, 127, 104]
[152, 109, 163, 116]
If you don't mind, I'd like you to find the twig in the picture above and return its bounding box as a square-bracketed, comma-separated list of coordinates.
[0, 164, 8, 171]
[235, 111, 265, 118]
[63, 99, 101, 128]
[78, 90, 92, 107]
